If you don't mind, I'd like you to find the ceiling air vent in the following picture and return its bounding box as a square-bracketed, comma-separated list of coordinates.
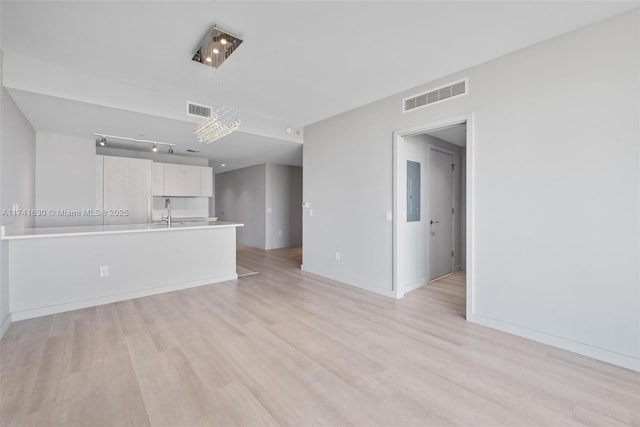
[187, 101, 212, 118]
[403, 78, 468, 113]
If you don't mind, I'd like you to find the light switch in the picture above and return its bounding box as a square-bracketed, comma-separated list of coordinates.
[309, 209, 313, 217]
[385, 211, 392, 222]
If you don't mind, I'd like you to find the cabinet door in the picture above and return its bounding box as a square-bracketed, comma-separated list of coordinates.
[103, 156, 152, 224]
[152, 162, 165, 196]
[164, 163, 200, 196]
[200, 167, 213, 197]
[96, 156, 104, 225]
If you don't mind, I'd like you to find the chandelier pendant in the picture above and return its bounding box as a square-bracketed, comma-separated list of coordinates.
[193, 106, 241, 143]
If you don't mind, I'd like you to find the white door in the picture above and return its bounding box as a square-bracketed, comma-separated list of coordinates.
[429, 148, 454, 280]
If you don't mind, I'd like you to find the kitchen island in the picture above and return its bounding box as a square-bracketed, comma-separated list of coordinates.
[1, 220, 243, 321]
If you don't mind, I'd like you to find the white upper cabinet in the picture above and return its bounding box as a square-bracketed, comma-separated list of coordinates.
[200, 166, 213, 197]
[152, 162, 165, 196]
[151, 162, 213, 197]
[163, 163, 201, 196]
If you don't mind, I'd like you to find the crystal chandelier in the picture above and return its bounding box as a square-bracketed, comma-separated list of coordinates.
[193, 106, 241, 143]
[191, 26, 243, 143]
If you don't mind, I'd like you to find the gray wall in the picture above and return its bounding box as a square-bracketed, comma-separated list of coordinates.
[1, 74, 36, 334]
[216, 164, 267, 249]
[302, 10, 639, 368]
[266, 164, 302, 249]
[216, 163, 302, 250]
[35, 132, 96, 227]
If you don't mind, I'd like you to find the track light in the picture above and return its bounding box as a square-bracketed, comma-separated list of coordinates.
[92, 133, 176, 153]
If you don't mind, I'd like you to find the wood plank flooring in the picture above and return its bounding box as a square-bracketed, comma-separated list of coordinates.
[1, 245, 639, 426]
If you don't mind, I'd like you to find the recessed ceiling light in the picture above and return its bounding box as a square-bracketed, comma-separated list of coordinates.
[220, 38, 227, 45]
[221, 163, 226, 167]
[205, 57, 212, 62]
[212, 48, 219, 54]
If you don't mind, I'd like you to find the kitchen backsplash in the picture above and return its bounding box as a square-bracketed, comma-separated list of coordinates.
[152, 196, 209, 221]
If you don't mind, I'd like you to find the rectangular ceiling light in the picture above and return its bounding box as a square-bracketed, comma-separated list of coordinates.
[192, 26, 243, 68]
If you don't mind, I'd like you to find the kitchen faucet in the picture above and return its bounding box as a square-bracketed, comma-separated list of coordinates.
[162, 198, 172, 227]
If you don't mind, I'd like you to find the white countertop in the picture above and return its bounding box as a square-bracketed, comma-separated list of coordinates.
[1, 220, 244, 240]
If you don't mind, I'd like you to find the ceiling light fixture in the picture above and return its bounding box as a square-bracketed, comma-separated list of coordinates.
[92, 133, 176, 152]
[192, 26, 242, 68]
[191, 25, 243, 144]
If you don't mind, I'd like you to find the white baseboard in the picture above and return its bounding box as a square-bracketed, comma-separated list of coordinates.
[468, 313, 640, 372]
[402, 277, 430, 294]
[300, 266, 397, 299]
[0, 314, 11, 339]
[11, 273, 238, 322]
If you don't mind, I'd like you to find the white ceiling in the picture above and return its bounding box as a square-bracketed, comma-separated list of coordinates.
[2, 1, 637, 169]
[428, 124, 467, 147]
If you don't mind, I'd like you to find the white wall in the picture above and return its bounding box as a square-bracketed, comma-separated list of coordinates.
[0, 16, 8, 336]
[35, 132, 96, 227]
[397, 135, 430, 291]
[266, 164, 302, 250]
[151, 196, 209, 221]
[303, 10, 639, 369]
[7, 226, 237, 320]
[216, 164, 267, 249]
[1, 89, 36, 228]
[1, 41, 37, 335]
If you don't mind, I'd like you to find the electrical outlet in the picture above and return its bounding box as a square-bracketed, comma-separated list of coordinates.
[100, 266, 109, 277]
[335, 251, 341, 261]
[278, 229, 283, 237]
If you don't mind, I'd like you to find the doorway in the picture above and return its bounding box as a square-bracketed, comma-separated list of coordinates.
[392, 115, 472, 318]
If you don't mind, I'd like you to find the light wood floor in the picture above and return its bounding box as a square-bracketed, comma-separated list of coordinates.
[1, 245, 639, 426]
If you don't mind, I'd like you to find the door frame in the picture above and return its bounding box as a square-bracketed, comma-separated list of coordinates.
[392, 113, 474, 320]
[427, 144, 457, 280]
